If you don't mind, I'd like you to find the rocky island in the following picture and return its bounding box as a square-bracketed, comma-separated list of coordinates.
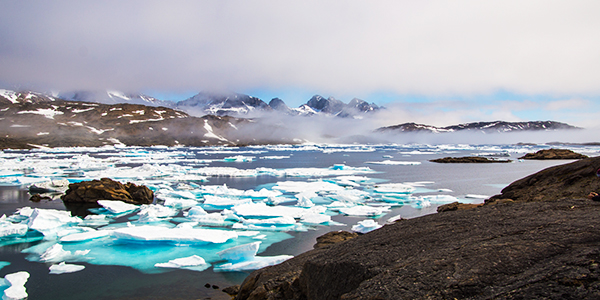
[231, 156, 600, 299]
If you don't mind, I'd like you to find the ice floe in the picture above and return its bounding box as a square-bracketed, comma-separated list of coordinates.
[112, 226, 239, 244]
[351, 219, 382, 234]
[49, 262, 86, 274]
[214, 242, 293, 272]
[1, 271, 29, 300]
[154, 255, 210, 272]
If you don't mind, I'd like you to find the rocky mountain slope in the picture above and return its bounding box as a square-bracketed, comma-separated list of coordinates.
[0, 90, 250, 149]
[57, 90, 173, 107]
[377, 120, 580, 134]
[233, 156, 600, 300]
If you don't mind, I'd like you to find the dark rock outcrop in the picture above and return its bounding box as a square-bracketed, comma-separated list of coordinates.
[436, 201, 482, 213]
[61, 178, 154, 205]
[486, 155, 600, 203]
[235, 199, 600, 300]
[519, 148, 588, 160]
[313, 231, 358, 249]
[430, 156, 511, 163]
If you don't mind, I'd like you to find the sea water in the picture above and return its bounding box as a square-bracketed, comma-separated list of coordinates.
[0, 143, 598, 300]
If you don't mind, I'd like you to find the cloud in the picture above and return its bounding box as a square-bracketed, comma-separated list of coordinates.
[545, 99, 590, 111]
[1, 0, 600, 98]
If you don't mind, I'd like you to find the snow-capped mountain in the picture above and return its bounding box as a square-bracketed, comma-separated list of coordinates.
[377, 121, 580, 134]
[58, 90, 174, 107]
[0, 93, 249, 149]
[0, 89, 58, 104]
[305, 95, 380, 118]
[176, 92, 271, 116]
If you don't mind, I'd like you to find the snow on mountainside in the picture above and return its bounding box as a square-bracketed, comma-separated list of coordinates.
[377, 121, 580, 134]
[0, 95, 250, 149]
[58, 90, 174, 107]
[176, 92, 271, 116]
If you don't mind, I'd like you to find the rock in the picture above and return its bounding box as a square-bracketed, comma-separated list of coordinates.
[486, 156, 600, 203]
[234, 199, 600, 300]
[436, 201, 481, 213]
[519, 148, 588, 160]
[61, 178, 154, 205]
[222, 285, 240, 296]
[29, 194, 52, 202]
[429, 156, 511, 163]
[314, 231, 359, 249]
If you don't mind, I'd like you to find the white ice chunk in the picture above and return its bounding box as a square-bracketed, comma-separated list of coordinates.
[97, 200, 139, 214]
[184, 206, 207, 216]
[338, 205, 390, 217]
[242, 188, 282, 198]
[162, 197, 198, 208]
[295, 192, 316, 207]
[136, 204, 178, 222]
[223, 155, 254, 162]
[215, 255, 293, 272]
[203, 195, 252, 208]
[217, 241, 260, 262]
[465, 194, 490, 199]
[272, 181, 344, 193]
[112, 226, 238, 244]
[26, 208, 82, 233]
[365, 160, 421, 165]
[351, 219, 382, 234]
[242, 216, 297, 226]
[154, 255, 210, 272]
[0, 222, 28, 238]
[300, 213, 331, 225]
[232, 203, 312, 219]
[59, 229, 112, 242]
[39, 244, 90, 263]
[2, 271, 29, 300]
[49, 262, 86, 274]
[373, 183, 416, 194]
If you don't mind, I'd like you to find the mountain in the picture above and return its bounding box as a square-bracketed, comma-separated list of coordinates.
[0, 89, 252, 149]
[176, 92, 271, 116]
[305, 95, 379, 118]
[377, 121, 580, 133]
[58, 90, 173, 107]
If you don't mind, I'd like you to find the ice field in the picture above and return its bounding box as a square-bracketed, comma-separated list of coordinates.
[0, 143, 598, 299]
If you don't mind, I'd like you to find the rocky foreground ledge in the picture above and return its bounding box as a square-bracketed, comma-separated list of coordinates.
[233, 156, 600, 300]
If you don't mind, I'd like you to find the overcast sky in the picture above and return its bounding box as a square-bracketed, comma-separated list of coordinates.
[1, 1, 599, 127]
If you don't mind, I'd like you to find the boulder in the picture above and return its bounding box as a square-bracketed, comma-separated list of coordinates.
[436, 201, 481, 213]
[314, 231, 358, 249]
[519, 148, 588, 160]
[486, 156, 600, 203]
[429, 156, 511, 163]
[61, 178, 154, 205]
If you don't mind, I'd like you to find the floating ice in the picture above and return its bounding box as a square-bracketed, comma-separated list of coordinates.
[136, 204, 178, 222]
[351, 219, 382, 234]
[161, 197, 197, 208]
[1, 271, 29, 300]
[338, 205, 390, 217]
[49, 262, 86, 274]
[300, 213, 331, 225]
[272, 181, 344, 193]
[39, 244, 90, 263]
[97, 200, 139, 214]
[59, 229, 112, 243]
[0, 222, 28, 239]
[232, 203, 320, 219]
[0, 262, 9, 271]
[154, 255, 210, 272]
[28, 178, 70, 193]
[386, 214, 403, 224]
[295, 192, 316, 207]
[203, 195, 253, 208]
[214, 241, 293, 272]
[242, 216, 297, 226]
[112, 226, 239, 244]
[223, 155, 254, 162]
[26, 208, 82, 234]
[465, 194, 490, 199]
[365, 160, 421, 165]
[373, 183, 416, 194]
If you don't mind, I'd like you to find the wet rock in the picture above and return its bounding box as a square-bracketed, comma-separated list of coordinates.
[314, 231, 359, 249]
[222, 285, 240, 296]
[436, 201, 481, 213]
[519, 148, 588, 160]
[29, 194, 52, 202]
[487, 156, 600, 203]
[430, 156, 511, 163]
[61, 178, 154, 205]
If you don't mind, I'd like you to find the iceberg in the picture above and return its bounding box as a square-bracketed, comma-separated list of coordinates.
[112, 226, 238, 244]
[39, 244, 90, 263]
[232, 203, 313, 219]
[272, 181, 344, 193]
[97, 200, 139, 214]
[203, 195, 253, 208]
[49, 262, 86, 274]
[1, 271, 29, 300]
[59, 229, 112, 243]
[351, 219, 382, 234]
[338, 205, 390, 217]
[0, 222, 28, 239]
[215, 241, 294, 271]
[154, 255, 210, 272]
[300, 213, 331, 225]
[26, 208, 82, 233]
[373, 183, 416, 194]
[217, 241, 260, 262]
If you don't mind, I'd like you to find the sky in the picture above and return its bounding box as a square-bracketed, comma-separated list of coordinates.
[1, 0, 600, 128]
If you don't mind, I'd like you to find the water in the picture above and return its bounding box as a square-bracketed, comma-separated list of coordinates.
[0, 143, 598, 299]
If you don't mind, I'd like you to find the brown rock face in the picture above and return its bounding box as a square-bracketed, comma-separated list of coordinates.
[436, 201, 482, 213]
[519, 148, 588, 160]
[486, 156, 600, 203]
[61, 178, 154, 205]
[314, 231, 359, 249]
